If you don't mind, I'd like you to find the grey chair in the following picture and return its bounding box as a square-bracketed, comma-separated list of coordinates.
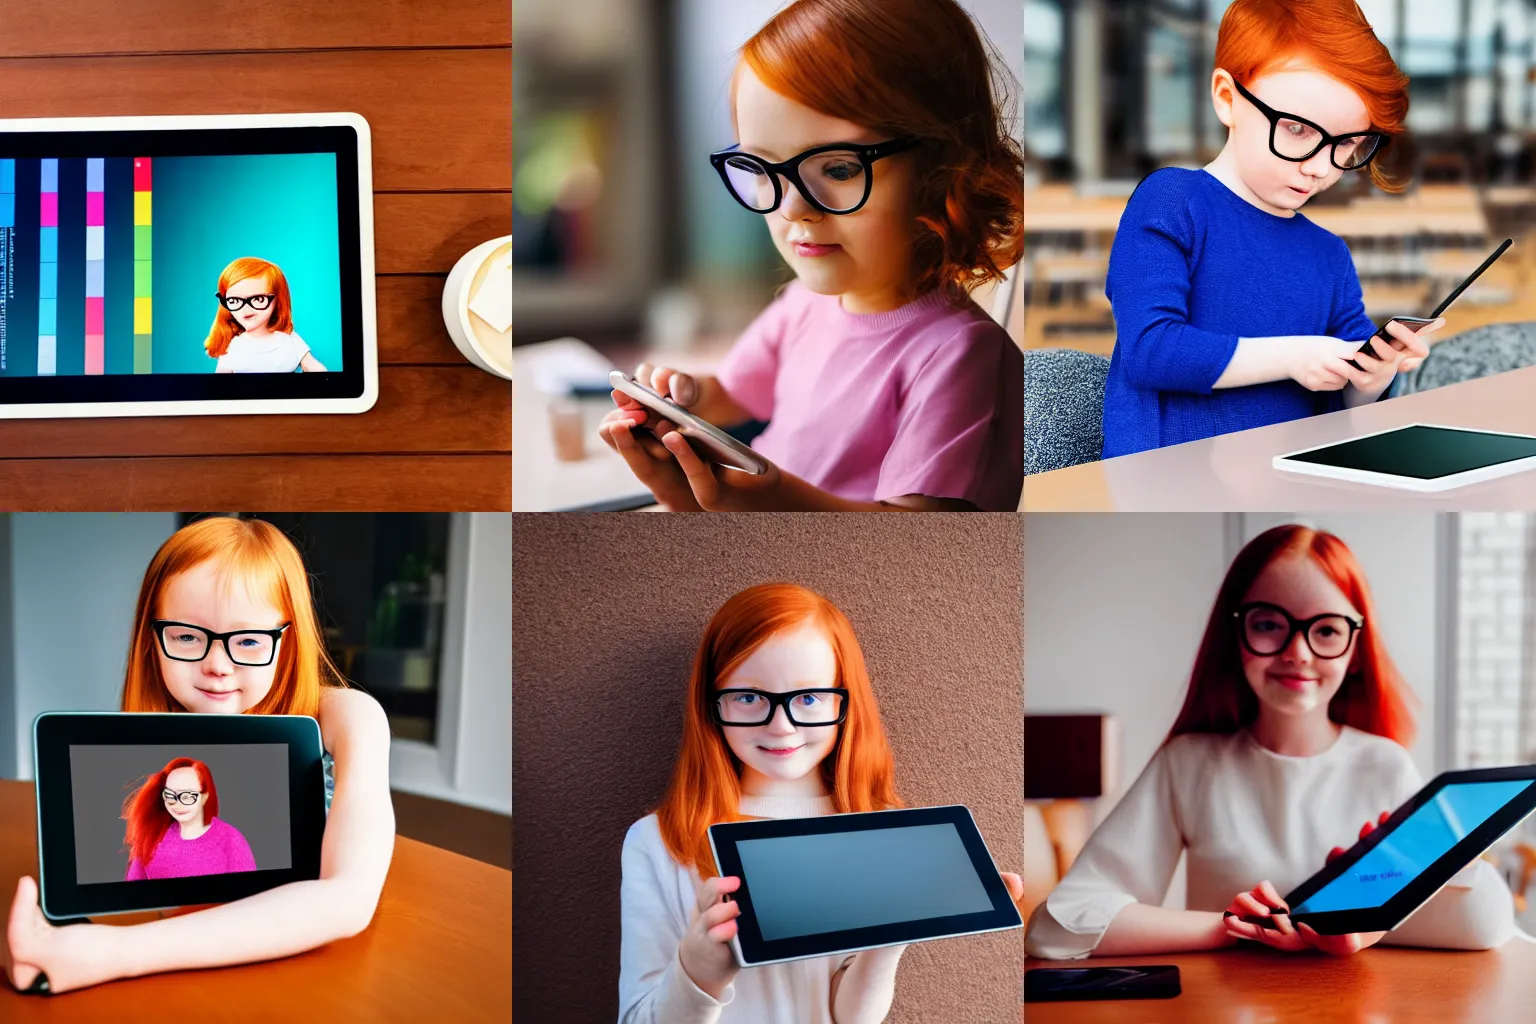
[1024, 347, 1112, 475]
[1395, 322, 1536, 395]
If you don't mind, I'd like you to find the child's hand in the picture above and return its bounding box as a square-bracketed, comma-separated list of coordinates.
[1349, 318, 1441, 395]
[679, 875, 743, 1001]
[659, 429, 783, 511]
[610, 363, 701, 431]
[597, 410, 704, 511]
[1285, 336, 1374, 392]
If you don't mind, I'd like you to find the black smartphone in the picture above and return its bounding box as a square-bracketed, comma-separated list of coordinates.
[1353, 315, 1438, 363]
[1024, 965, 1181, 1003]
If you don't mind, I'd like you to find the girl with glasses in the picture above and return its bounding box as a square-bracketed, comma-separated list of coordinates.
[122, 757, 257, 881]
[206, 256, 327, 373]
[1026, 525, 1513, 960]
[1101, 0, 1441, 459]
[3, 517, 395, 994]
[619, 582, 1023, 1022]
[599, 0, 1024, 512]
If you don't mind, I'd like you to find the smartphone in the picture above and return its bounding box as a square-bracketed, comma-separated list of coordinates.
[1023, 965, 1181, 1003]
[608, 370, 769, 475]
[1349, 315, 1437, 365]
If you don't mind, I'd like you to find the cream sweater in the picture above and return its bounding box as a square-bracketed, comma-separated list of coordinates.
[1026, 726, 1515, 959]
[619, 792, 853, 1024]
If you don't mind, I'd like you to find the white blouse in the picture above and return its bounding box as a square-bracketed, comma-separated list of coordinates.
[619, 793, 849, 1024]
[216, 330, 310, 373]
[1026, 725, 1515, 959]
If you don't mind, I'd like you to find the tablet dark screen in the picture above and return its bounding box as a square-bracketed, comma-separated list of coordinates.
[1283, 425, 1536, 480]
[1292, 779, 1535, 914]
[735, 822, 993, 940]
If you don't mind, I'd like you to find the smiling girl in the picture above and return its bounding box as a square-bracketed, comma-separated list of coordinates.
[620, 582, 1021, 1022]
[123, 758, 258, 881]
[1101, 0, 1440, 458]
[599, 0, 1024, 512]
[1026, 525, 1513, 959]
[207, 256, 327, 373]
[3, 516, 393, 995]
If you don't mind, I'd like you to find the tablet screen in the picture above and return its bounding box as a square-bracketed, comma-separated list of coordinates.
[1282, 425, 1536, 480]
[68, 743, 293, 886]
[735, 822, 994, 940]
[1292, 779, 1536, 914]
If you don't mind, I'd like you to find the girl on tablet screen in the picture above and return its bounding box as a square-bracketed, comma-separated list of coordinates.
[1026, 525, 1514, 960]
[2, 517, 393, 995]
[206, 257, 327, 373]
[619, 582, 1024, 1022]
[1099, 0, 1442, 459]
[599, 0, 1023, 512]
[122, 758, 257, 881]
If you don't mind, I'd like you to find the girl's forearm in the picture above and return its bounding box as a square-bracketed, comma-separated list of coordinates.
[1093, 903, 1238, 957]
[831, 944, 904, 1024]
[112, 877, 376, 982]
[1212, 337, 1293, 390]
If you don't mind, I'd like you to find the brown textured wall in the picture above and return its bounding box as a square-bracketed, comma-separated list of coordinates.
[512, 513, 1024, 1024]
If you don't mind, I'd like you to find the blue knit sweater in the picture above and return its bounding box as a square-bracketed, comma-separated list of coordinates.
[1100, 168, 1377, 458]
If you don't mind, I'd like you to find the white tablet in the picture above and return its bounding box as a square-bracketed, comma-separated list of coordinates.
[1273, 423, 1536, 492]
[0, 112, 377, 418]
[708, 805, 1022, 968]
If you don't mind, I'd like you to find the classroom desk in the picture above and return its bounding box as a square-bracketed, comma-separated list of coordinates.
[1024, 365, 1536, 510]
[1024, 944, 1536, 1023]
[0, 779, 511, 1022]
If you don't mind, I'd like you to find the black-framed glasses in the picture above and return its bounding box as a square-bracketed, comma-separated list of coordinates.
[152, 620, 291, 667]
[1232, 78, 1387, 171]
[711, 687, 849, 727]
[218, 293, 275, 312]
[1233, 602, 1364, 660]
[709, 139, 920, 215]
[161, 788, 204, 806]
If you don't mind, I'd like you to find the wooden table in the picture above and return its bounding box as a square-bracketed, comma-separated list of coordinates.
[0, 780, 511, 1021]
[1024, 364, 1536, 510]
[1025, 944, 1536, 1022]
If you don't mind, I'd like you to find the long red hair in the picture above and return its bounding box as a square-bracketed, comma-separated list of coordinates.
[1215, 0, 1411, 192]
[735, 0, 1025, 305]
[1164, 525, 1418, 748]
[121, 757, 220, 871]
[656, 583, 901, 875]
[204, 257, 296, 358]
[120, 517, 348, 717]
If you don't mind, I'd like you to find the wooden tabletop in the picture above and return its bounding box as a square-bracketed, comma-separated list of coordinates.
[1024, 365, 1536, 510]
[1025, 945, 1536, 1022]
[0, 779, 511, 1021]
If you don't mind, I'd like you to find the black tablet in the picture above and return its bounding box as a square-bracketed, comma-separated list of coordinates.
[1274, 424, 1536, 492]
[33, 711, 327, 923]
[1283, 765, 1536, 935]
[708, 805, 1022, 968]
[0, 112, 377, 419]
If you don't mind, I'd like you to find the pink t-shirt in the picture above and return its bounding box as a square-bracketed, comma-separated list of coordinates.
[717, 282, 1022, 510]
[125, 817, 258, 880]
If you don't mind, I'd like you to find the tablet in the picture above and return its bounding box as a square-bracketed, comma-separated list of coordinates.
[708, 805, 1022, 968]
[0, 112, 377, 419]
[1282, 764, 1536, 935]
[609, 370, 769, 475]
[1272, 424, 1536, 492]
[33, 711, 327, 923]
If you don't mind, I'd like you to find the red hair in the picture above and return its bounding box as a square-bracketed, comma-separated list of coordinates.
[204, 256, 296, 359]
[1215, 0, 1411, 192]
[1165, 525, 1418, 748]
[656, 583, 901, 875]
[121, 757, 220, 871]
[120, 517, 348, 717]
[735, 0, 1024, 305]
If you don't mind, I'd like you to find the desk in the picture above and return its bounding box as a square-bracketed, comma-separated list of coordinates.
[0, 779, 511, 1021]
[1024, 365, 1536, 510]
[1024, 944, 1536, 1023]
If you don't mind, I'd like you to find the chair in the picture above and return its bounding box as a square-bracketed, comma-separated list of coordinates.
[1025, 347, 1111, 475]
[1395, 322, 1536, 395]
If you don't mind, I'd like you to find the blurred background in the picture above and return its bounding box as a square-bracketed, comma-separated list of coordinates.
[1024, 0, 1536, 355]
[511, 0, 1022, 509]
[1023, 512, 1536, 937]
